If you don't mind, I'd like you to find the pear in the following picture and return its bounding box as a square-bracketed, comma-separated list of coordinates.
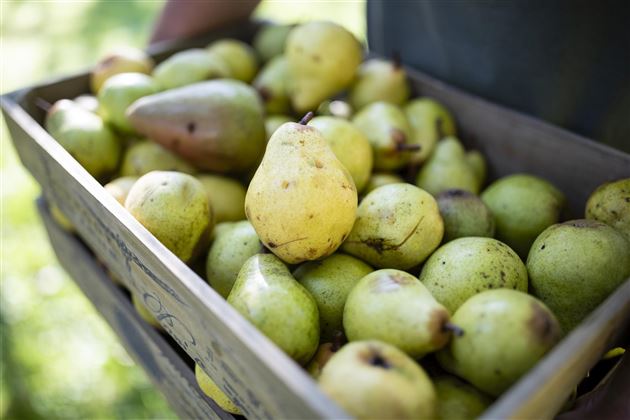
[363, 172, 404, 195]
[98, 72, 159, 134]
[481, 174, 565, 258]
[349, 58, 410, 110]
[45, 99, 121, 180]
[527, 219, 630, 332]
[344, 269, 455, 358]
[264, 115, 292, 140]
[119, 140, 196, 177]
[125, 171, 212, 262]
[253, 55, 291, 114]
[253, 23, 293, 62]
[131, 293, 162, 330]
[286, 21, 362, 113]
[152, 49, 229, 90]
[437, 289, 561, 397]
[90, 47, 154, 93]
[420, 237, 528, 314]
[194, 364, 241, 414]
[309, 116, 373, 192]
[127, 80, 266, 173]
[352, 102, 415, 171]
[206, 39, 258, 83]
[316, 99, 353, 119]
[342, 183, 443, 269]
[306, 339, 344, 379]
[434, 375, 493, 420]
[73, 94, 100, 114]
[245, 116, 357, 264]
[585, 178, 630, 242]
[319, 340, 437, 419]
[437, 189, 495, 241]
[227, 254, 319, 365]
[50, 203, 74, 232]
[206, 221, 262, 298]
[416, 137, 480, 195]
[465, 150, 487, 188]
[294, 254, 373, 341]
[104, 176, 138, 205]
[197, 174, 246, 223]
[404, 98, 457, 164]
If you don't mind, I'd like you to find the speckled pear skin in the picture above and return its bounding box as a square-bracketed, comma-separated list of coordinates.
[434, 375, 493, 420]
[245, 122, 357, 264]
[437, 289, 561, 397]
[294, 253, 373, 341]
[527, 219, 630, 333]
[206, 221, 262, 298]
[120, 140, 196, 177]
[437, 189, 495, 242]
[196, 174, 246, 223]
[125, 171, 212, 263]
[104, 176, 138, 205]
[343, 269, 452, 358]
[309, 116, 373, 192]
[319, 340, 437, 419]
[404, 98, 457, 164]
[481, 173, 565, 258]
[253, 55, 291, 115]
[227, 254, 319, 365]
[352, 102, 414, 171]
[207, 39, 258, 83]
[153, 49, 229, 90]
[585, 178, 630, 242]
[349, 58, 410, 110]
[342, 183, 444, 270]
[194, 364, 241, 415]
[363, 173, 404, 195]
[420, 237, 528, 314]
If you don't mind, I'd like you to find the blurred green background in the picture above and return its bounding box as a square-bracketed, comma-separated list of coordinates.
[0, 1, 365, 418]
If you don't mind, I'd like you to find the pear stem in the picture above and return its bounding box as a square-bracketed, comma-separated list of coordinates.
[35, 97, 52, 113]
[443, 322, 464, 337]
[395, 143, 422, 152]
[299, 111, 314, 125]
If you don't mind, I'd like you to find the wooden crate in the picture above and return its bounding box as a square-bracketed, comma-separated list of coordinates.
[3, 22, 630, 419]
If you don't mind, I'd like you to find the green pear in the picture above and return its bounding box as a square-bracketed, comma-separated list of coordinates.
[585, 178, 630, 242]
[206, 39, 258, 83]
[286, 21, 362, 113]
[125, 171, 212, 262]
[437, 189, 495, 242]
[349, 58, 410, 110]
[195, 364, 241, 414]
[319, 340, 437, 419]
[104, 176, 138, 205]
[90, 47, 154, 93]
[294, 254, 373, 341]
[119, 140, 195, 177]
[73, 94, 99, 114]
[420, 237, 528, 314]
[465, 150, 487, 188]
[404, 98, 457, 164]
[481, 174, 565, 258]
[127, 80, 266, 173]
[363, 172, 404, 195]
[253, 23, 293, 62]
[416, 137, 480, 195]
[152, 49, 229, 90]
[437, 289, 561, 397]
[45, 99, 121, 180]
[342, 183, 443, 269]
[309, 116, 373, 192]
[206, 221, 262, 298]
[245, 117, 357, 264]
[527, 219, 630, 332]
[131, 293, 162, 330]
[316, 99, 353, 119]
[98, 72, 159, 133]
[264, 115, 292, 140]
[352, 102, 415, 171]
[253, 55, 291, 114]
[434, 375, 493, 420]
[197, 174, 246, 223]
[227, 254, 319, 365]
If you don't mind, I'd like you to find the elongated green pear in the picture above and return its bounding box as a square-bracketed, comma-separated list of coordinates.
[197, 174, 246, 223]
[245, 115, 357, 264]
[153, 49, 229, 90]
[207, 39, 258, 82]
[253, 56, 291, 114]
[416, 137, 479, 195]
[227, 254, 319, 365]
[120, 140, 195, 177]
[585, 178, 630, 242]
[91, 47, 154, 93]
[404, 98, 457, 163]
[253, 24, 293, 62]
[349, 58, 410, 110]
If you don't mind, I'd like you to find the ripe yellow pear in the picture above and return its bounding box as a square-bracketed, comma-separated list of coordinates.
[194, 365, 241, 415]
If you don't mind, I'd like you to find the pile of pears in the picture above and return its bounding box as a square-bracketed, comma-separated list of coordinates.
[44, 19, 630, 420]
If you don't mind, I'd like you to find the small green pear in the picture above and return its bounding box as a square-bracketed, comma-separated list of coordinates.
[286, 21, 362, 113]
[309, 116, 373, 192]
[125, 171, 212, 262]
[420, 237, 528, 314]
[342, 183, 443, 269]
[527, 219, 630, 332]
[349, 58, 410, 110]
[585, 178, 630, 242]
[434, 375, 493, 420]
[131, 293, 162, 330]
[437, 289, 561, 397]
[294, 254, 373, 341]
[363, 173, 405, 195]
[481, 174, 565, 258]
[319, 340, 437, 419]
[194, 364, 241, 414]
[153, 49, 229, 90]
[206, 221, 262, 298]
[437, 189, 495, 242]
[264, 115, 292, 140]
[197, 174, 246, 223]
[344, 270, 454, 358]
[253, 23, 293, 62]
[206, 39, 258, 83]
[253, 55, 291, 114]
[91, 47, 154, 93]
[404, 98, 457, 164]
[227, 254, 319, 365]
[465, 150, 487, 188]
[104, 176, 138, 205]
[119, 140, 196, 177]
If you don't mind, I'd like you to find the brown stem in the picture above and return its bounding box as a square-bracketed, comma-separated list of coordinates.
[442, 322, 464, 337]
[35, 98, 52, 113]
[299, 111, 314, 125]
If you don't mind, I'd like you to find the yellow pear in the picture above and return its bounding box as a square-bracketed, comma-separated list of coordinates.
[194, 364, 241, 414]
